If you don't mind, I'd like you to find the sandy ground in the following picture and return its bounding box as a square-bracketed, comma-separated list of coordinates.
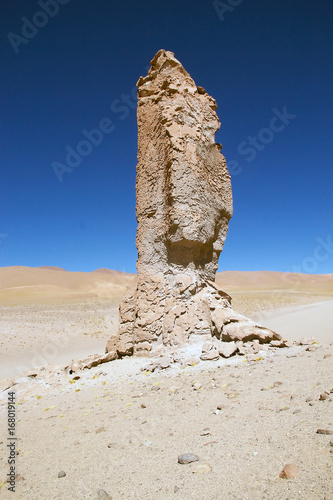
[0, 342, 332, 499]
[0, 301, 119, 380]
[253, 301, 333, 344]
[0, 268, 332, 499]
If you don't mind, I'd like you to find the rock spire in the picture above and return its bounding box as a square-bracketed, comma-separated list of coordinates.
[106, 49, 282, 358]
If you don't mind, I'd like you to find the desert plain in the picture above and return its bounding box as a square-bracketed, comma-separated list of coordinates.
[0, 266, 332, 499]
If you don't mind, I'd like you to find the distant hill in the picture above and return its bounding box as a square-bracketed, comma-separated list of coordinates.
[0, 266, 331, 304]
[92, 268, 132, 276]
[216, 270, 333, 294]
[36, 266, 67, 271]
[0, 266, 135, 304]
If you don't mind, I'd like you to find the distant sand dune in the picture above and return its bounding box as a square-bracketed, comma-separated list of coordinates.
[0, 266, 135, 303]
[36, 266, 67, 271]
[0, 266, 331, 304]
[216, 270, 333, 294]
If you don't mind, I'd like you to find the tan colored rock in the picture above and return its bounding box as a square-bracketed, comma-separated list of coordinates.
[221, 322, 281, 344]
[108, 49, 283, 357]
[200, 343, 219, 361]
[192, 463, 213, 474]
[219, 341, 238, 358]
[279, 463, 300, 479]
[298, 337, 316, 345]
[71, 351, 117, 371]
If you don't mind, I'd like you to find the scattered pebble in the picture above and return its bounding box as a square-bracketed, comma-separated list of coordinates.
[174, 486, 180, 493]
[192, 463, 212, 474]
[316, 429, 333, 435]
[319, 393, 328, 401]
[178, 453, 199, 464]
[97, 489, 110, 498]
[95, 427, 106, 434]
[277, 406, 289, 412]
[279, 463, 300, 479]
[58, 471, 66, 478]
[203, 440, 218, 446]
[200, 428, 211, 436]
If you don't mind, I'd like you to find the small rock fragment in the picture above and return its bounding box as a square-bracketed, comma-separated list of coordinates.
[299, 337, 316, 345]
[200, 343, 219, 361]
[58, 470, 66, 478]
[69, 359, 82, 373]
[277, 406, 290, 412]
[97, 489, 110, 498]
[319, 393, 328, 401]
[174, 486, 180, 493]
[95, 427, 106, 434]
[316, 429, 333, 435]
[192, 382, 202, 391]
[200, 428, 211, 436]
[236, 341, 247, 355]
[192, 463, 212, 474]
[279, 463, 300, 479]
[159, 355, 172, 369]
[185, 357, 199, 366]
[219, 341, 238, 358]
[178, 453, 199, 464]
[323, 354, 332, 359]
[270, 339, 290, 348]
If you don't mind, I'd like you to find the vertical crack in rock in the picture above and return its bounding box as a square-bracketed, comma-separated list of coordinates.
[106, 49, 282, 358]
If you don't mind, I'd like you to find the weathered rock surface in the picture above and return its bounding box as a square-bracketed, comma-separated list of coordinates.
[67, 351, 117, 372]
[107, 49, 282, 358]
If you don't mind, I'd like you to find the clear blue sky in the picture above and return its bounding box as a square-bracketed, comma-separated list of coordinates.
[1, 0, 332, 274]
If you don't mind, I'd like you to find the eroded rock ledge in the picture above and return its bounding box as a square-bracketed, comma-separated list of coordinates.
[106, 49, 284, 359]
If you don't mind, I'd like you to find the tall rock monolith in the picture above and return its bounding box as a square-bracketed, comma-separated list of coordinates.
[106, 49, 282, 358]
